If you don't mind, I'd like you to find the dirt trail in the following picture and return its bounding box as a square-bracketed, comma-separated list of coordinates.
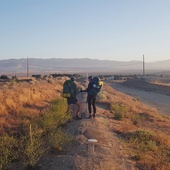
[40, 92, 137, 170]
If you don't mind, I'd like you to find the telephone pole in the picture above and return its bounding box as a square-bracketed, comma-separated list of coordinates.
[143, 55, 145, 76]
[27, 57, 29, 77]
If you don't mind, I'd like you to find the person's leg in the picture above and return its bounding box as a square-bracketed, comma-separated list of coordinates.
[87, 95, 92, 118]
[72, 97, 82, 120]
[66, 98, 73, 122]
[67, 98, 72, 114]
[67, 104, 72, 114]
[92, 97, 96, 117]
[75, 100, 81, 117]
[76, 101, 81, 120]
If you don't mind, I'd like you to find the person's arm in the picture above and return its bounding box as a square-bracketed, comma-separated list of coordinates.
[74, 83, 78, 95]
[81, 83, 92, 92]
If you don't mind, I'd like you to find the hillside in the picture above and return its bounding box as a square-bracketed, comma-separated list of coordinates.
[38, 82, 170, 170]
[0, 58, 170, 75]
[0, 77, 170, 169]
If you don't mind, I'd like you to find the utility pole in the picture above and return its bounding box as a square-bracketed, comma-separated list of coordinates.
[143, 55, 145, 76]
[27, 57, 29, 77]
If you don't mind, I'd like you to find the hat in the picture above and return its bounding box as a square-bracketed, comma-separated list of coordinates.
[88, 76, 93, 81]
[70, 76, 74, 81]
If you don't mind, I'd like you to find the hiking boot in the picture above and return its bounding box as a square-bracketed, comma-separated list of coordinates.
[68, 119, 71, 123]
[93, 114, 96, 118]
[87, 115, 92, 119]
[75, 115, 82, 120]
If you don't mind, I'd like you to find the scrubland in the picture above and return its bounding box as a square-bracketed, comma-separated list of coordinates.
[97, 83, 170, 169]
[0, 78, 72, 169]
[0, 77, 170, 170]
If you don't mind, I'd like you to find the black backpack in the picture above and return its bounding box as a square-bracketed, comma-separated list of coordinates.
[88, 77, 103, 96]
[61, 80, 75, 98]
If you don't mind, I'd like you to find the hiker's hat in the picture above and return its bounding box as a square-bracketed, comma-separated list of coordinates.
[70, 76, 74, 81]
[88, 76, 93, 81]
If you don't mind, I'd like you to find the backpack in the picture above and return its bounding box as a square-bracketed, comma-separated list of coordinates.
[61, 80, 75, 98]
[88, 76, 103, 96]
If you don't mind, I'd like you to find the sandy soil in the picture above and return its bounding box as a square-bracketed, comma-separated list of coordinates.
[109, 79, 170, 116]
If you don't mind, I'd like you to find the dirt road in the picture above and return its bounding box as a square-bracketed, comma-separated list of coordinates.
[109, 81, 170, 116]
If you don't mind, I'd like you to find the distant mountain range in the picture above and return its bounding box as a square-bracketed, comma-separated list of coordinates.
[0, 58, 170, 75]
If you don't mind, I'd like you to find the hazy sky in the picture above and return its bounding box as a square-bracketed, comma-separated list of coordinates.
[0, 0, 170, 62]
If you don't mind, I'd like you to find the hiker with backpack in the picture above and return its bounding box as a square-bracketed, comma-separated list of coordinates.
[62, 76, 82, 120]
[80, 76, 103, 119]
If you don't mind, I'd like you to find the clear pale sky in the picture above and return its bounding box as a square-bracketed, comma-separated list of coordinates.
[0, 0, 170, 62]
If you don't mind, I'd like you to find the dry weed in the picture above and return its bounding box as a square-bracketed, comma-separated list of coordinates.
[0, 79, 63, 134]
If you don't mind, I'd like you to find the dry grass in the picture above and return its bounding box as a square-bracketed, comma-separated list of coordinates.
[0, 78, 71, 169]
[100, 83, 170, 169]
[1, 78, 170, 169]
[0, 79, 63, 134]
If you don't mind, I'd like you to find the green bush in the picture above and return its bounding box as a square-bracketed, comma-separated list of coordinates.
[0, 134, 18, 170]
[131, 112, 141, 125]
[38, 98, 71, 133]
[111, 103, 127, 120]
[18, 124, 46, 168]
[48, 128, 72, 152]
[0, 98, 72, 169]
[127, 130, 158, 151]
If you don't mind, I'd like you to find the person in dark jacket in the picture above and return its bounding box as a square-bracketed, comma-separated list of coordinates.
[81, 76, 96, 118]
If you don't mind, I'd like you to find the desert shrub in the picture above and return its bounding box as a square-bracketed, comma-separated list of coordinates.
[18, 124, 46, 168]
[0, 134, 18, 170]
[16, 98, 71, 168]
[38, 98, 71, 133]
[48, 128, 72, 152]
[111, 103, 127, 120]
[126, 130, 158, 151]
[129, 112, 141, 125]
[125, 130, 170, 169]
[97, 91, 107, 102]
[131, 154, 142, 161]
[137, 151, 170, 170]
[114, 112, 123, 120]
